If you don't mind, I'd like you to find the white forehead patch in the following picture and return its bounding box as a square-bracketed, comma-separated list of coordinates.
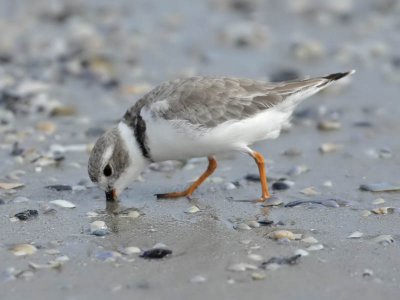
[101, 144, 115, 166]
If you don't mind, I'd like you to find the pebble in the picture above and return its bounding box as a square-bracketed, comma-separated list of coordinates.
[317, 120, 342, 131]
[251, 271, 266, 280]
[224, 182, 237, 190]
[307, 244, 324, 251]
[282, 148, 302, 157]
[371, 207, 394, 215]
[10, 244, 37, 256]
[323, 180, 333, 187]
[90, 220, 109, 236]
[245, 174, 260, 182]
[117, 208, 141, 219]
[227, 262, 257, 272]
[45, 185, 72, 191]
[272, 179, 294, 191]
[140, 248, 172, 259]
[124, 247, 141, 255]
[300, 187, 319, 196]
[373, 235, 394, 245]
[348, 231, 364, 239]
[0, 182, 24, 190]
[185, 206, 200, 214]
[294, 249, 309, 257]
[360, 183, 400, 192]
[235, 223, 252, 231]
[372, 198, 385, 205]
[301, 236, 319, 244]
[190, 275, 207, 283]
[14, 209, 38, 221]
[13, 196, 30, 203]
[319, 143, 343, 154]
[287, 165, 309, 176]
[261, 254, 301, 270]
[0, 198, 5, 205]
[50, 199, 76, 208]
[268, 230, 302, 241]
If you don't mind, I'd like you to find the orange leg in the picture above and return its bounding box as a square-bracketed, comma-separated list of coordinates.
[249, 151, 271, 202]
[156, 156, 217, 199]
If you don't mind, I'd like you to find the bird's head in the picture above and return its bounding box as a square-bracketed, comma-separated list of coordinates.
[88, 123, 147, 201]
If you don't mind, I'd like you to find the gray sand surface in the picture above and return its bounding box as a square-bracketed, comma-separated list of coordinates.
[1, 1, 400, 299]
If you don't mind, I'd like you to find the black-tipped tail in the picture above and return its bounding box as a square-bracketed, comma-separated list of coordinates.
[324, 70, 355, 81]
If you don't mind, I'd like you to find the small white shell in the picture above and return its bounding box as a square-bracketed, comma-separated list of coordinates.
[268, 230, 302, 240]
[50, 199, 76, 208]
[185, 206, 200, 214]
[348, 231, 364, 239]
[294, 249, 309, 257]
[301, 236, 319, 244]
[10, 244, 37, 256]
[124, 246, 141, 255]
[307, 244, 324, 251]
[227, 263, 257, 272]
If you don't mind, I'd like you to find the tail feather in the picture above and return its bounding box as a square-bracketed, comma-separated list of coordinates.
[323, 70, 356, 81]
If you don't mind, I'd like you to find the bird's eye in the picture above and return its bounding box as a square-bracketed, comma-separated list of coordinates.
[103, 164, 112, 177]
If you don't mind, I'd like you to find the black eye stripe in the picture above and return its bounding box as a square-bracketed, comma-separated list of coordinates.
[103, 165, 112, 177]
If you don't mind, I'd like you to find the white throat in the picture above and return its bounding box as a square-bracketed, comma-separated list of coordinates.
[113, 122, 148, 196]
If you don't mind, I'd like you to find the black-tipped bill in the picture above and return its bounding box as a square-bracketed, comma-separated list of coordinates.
[105, 189, 116, 202]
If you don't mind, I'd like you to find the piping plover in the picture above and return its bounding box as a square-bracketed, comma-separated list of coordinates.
[88, 71, 355, 202]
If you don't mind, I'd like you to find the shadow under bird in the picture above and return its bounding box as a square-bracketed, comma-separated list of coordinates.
[88, 71, 355, 202]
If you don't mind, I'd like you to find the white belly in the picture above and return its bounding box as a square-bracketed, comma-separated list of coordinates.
[143, 107, 292, 161]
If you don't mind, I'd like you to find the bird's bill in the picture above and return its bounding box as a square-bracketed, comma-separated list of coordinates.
[105, 189, 117, 202]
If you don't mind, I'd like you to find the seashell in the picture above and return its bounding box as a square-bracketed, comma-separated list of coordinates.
[372, 198, 385, 205]
[10, 244, 37, 256]
[50, 199, 76, 208]
[248, 254, 263, 261]
[90, 221, 108, 236]
[307, 244, 324, 251]
[294, 249, 309, 257]
[247, 221, 260, 228]
[185, 206, 200, 214]
[235, 223, 252, 231]
[319, 143, 343, 154]
[300, 187, 319, 196]
[348, 231, 364, 239]
[0, 182, 24, 190]
[360, 183, 400, 192]
[227, 263, 257, 272]
[301, 236, 319, 244]
[251, 272, 266, 280]
[373, 235, 394, 245]
[317, 120, 342, 131]
[371, 207, 394, 215]
[124, 247, 141, 255]
[268, 230, 302, 240]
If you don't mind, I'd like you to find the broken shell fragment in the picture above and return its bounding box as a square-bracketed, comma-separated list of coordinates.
[348, 231, 364, 239]
[227, 262, 257, 272]
[50, 199, 76, 208]
[268, 230, 302, 240]
[10, 244, 37, 256]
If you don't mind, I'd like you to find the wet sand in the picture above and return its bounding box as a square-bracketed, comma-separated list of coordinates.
[1, 1, 400, 299]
